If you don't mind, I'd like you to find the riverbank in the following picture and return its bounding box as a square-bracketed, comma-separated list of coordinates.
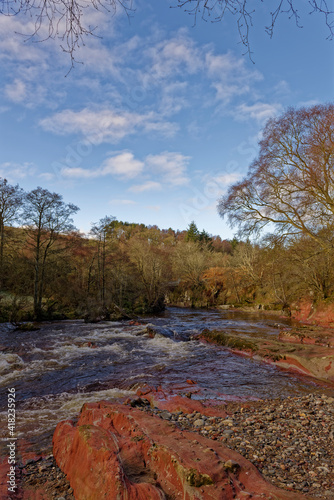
[13, 392, 333, 499]
[1, 307, 333, 498]
[199, 321, 334, 385]
[137, 392, 334, 499]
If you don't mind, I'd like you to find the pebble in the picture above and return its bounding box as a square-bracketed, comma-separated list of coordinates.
[19, 456, 74, 499]
[136, 393, 334, 499]
[193, 418, 205, 427]
[21, 394, 334, 499]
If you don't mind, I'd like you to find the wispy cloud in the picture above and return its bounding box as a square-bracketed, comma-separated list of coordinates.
[5, 79, 27, 103]
[212, 173, 242, 187]
[205, 51, 263, 104]
[101, 152, 144, 179]
[61, 152, 144, 180]
[61, 167, 97, 179]
[0, 161, 36, 180]
[146, 30, 202, 80]
[146, 152, 190, 186]
[146, 205, 161, 211]
[60, 150, 191, 186]
[0, 17, 47, 63]
[234, 102, 282, 123]
[129, 181, 162, 193]
[109, 199, 137, 205]
[40, 108, 177, 143]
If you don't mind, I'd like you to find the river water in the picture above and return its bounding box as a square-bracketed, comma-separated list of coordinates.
[1, 307, 333, 456]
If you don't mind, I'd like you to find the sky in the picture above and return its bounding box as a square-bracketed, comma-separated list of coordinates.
[0, 0, 333, 238]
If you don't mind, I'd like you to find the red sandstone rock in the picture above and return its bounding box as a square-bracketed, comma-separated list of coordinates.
[135, 385, 228, 417]
[292, 299, 334, 327]
[146, 392, 228, 417]
[53, 402, 307, 500]
[186, 379, 197, 384]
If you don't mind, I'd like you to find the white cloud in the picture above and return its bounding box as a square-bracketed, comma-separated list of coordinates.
[0, 18, 64, 109]
[158, 81, 189, 116]
[4, 78, 49, 108]
[146, 205, 161, 211]
[0, 162, 36, 180]
[61, 152, 144, 180]
[61, 167, 97, 179]
[298, 99, 321, 107]
[129, 181, 162, 193]
[213, 173, 242, 187]
[40, 108, 177, 143]
[234, 102, 283, 123]
[205, 51, 263, 104]
[5, 79, 27, 103]
[273, 80, 290, 95]
[109, 199, 137, 205]
[147, 31, 202, 80]
[39, 172, 56, 181]
[146, 152, 190, 186]
[61, 150, 191, 186]
[101, 152, 144, 179]
[0, 17, 47, 63]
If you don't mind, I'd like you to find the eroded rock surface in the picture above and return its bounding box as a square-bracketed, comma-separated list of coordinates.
[53, 401, 307, 499]
[199, 328, 334, 384]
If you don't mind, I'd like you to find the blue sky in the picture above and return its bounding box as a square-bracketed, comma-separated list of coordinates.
[0, 0, 333, 238]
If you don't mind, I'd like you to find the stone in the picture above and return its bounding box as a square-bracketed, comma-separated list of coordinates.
[159, 411, 172, 420]
[193, 419, 205, 427]
[223, 460, 240, 472]
[53, 402, 304, 500]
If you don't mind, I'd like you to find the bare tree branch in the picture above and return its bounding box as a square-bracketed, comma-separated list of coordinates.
[218, 104, 334, 250]
[174, 0, 334, 58]
[0, 0, 333, 65]
[0, 0, 134, 68]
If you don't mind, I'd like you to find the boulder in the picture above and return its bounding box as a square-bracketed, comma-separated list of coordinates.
[53, 402, 306, 499]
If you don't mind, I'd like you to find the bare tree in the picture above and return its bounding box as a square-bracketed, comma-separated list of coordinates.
[90, 215, 115, 307]
[176, 0, 334, 56]
[0, 0, 332, 62]
[0, 0, 134, 65]
[218, 104, 334, 249]
[0, 178, 24, 288]
[22, 186, 79, 319]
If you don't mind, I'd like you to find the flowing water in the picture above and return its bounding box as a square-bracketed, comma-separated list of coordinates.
[0, 307, 333, 456]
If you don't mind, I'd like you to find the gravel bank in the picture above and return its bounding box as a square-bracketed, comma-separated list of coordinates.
[136, 393, 334, 499]
[18, 456, 75, 499]
[16, 393, 333, 499]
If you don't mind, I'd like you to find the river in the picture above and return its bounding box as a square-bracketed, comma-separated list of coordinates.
[1, 307, 333, 457]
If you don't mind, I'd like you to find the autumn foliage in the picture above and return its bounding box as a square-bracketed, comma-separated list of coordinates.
[1, 104, 334, 321]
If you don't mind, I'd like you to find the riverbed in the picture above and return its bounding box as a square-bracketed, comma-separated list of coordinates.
[1, 307, 333, 456]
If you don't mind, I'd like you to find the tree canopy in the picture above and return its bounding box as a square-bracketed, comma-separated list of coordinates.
[218, 103, 334, 249]
[22, 186, 79, 318]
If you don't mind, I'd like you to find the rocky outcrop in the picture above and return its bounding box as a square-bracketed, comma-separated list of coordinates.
[53, 401, 307, 500]
[291, 300, 334, 327]
[200, 328, 334, 384]
[136, 385, 229, 417]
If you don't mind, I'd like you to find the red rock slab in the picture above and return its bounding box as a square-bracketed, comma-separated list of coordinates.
[136, 385, 228, 417]
[292, 300, 334, 327]
[53, 402, 308, 500]
[147, 393, 228, 417]
[278, 333, 316, 345]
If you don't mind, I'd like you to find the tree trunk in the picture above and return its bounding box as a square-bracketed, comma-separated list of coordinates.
[0, 219, 4, 289]
[33, 223, 42, 320]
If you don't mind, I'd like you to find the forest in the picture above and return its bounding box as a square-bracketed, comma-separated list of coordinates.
[0, 103, 333, 323]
